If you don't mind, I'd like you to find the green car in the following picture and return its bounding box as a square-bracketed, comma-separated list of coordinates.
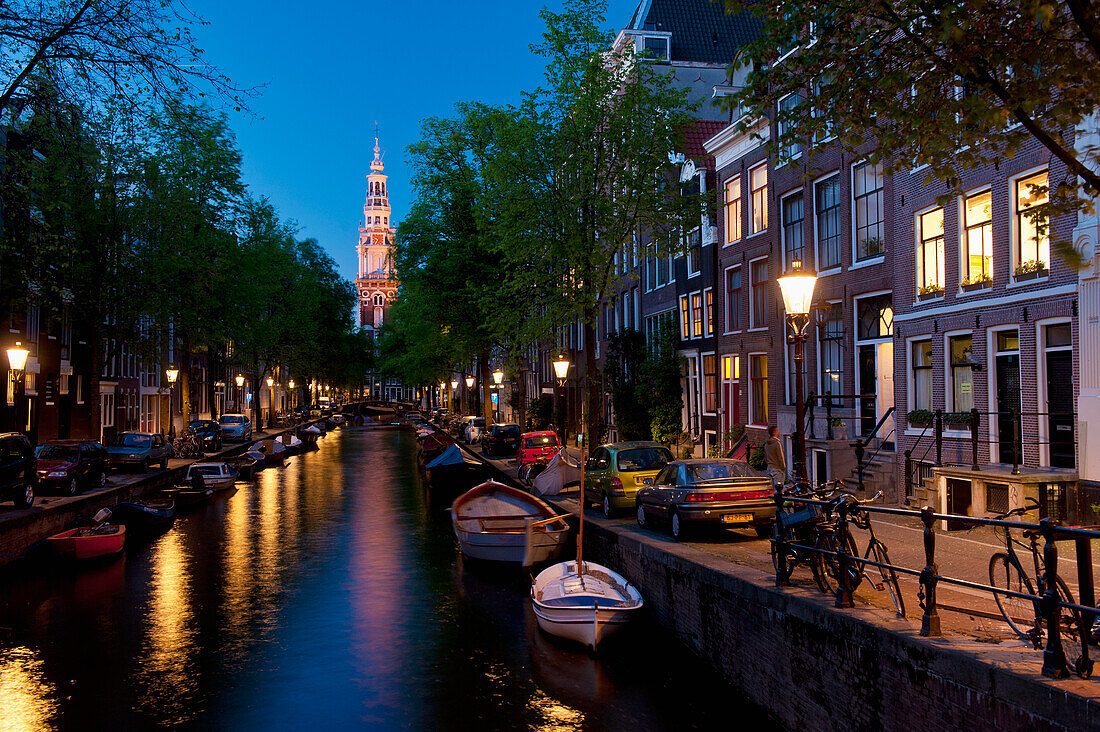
[583, 441, 674, 518]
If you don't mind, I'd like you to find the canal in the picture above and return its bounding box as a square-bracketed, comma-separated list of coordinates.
[0, 428, 777, 730]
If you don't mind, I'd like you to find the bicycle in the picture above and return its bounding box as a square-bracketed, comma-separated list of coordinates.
[845, 490, 905, 618]
[988, 498, 1083, 665]
[771, 479, 833, 592]
[173, 434, 201, 459]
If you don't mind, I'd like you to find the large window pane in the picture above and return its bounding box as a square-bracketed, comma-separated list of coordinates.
[751, 259, 768, 327]
[1016, 170, 1049, 273]
[782, 192, 806, 269]
[964, 190, 993, 283]
[726, 267, 742, 331]
[750, 164, 768, 234]
[725, 176, 742, 244]
[911, 339, 933, 411]
[815, 174, 841, 269]
[751, 355, 768, 425]
[917, 207, 945, 293]
[853, 161, 884, 260]
[950, 335, 974, 412]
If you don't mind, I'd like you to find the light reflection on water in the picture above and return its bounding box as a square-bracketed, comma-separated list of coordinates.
[0, 429, 775, 730]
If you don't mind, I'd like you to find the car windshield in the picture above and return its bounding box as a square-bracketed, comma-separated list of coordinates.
[472, 418, 485, 428]
[220, 416, 244, 425]
[686, 461, 763, 482]
[616, 447, 672, 472]
[113, 434, 151, 448]
[37, 444, 79, 461]
[191, 466, 221, 476]
[524, 435, 558, 449]
[495, 426, 520, 438]
[189, 422, 212, 433]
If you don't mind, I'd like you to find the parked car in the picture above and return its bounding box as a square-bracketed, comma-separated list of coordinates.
[219, 413, 253, 442]
[36, 440, 110, 496]
[188, 419, 223, 452]
[516, 430, 560, 467]
[480, 423, 522, 457]
[584, 441, 673, 518]
[461, 416, 486, 443]
[308, 406, 323, 418]
[106, 431, 172, 472]
[0, 433, 36, 508]
[636, 459, 776, 540]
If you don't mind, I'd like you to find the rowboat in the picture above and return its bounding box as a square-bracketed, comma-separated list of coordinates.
[251, 439, 286, 465]
[165, 485, 214, 509]
[47, 524, 126, 560]
[227, 452, 263, 479]
[531, 560, 644, 651]
[450, 481, 570, 565]
[185, 461, 238, 490]
[279, 433, 303, 455]
[114, 499, 176, 529]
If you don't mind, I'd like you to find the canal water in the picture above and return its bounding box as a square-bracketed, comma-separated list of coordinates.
[0, 429, 777, 730]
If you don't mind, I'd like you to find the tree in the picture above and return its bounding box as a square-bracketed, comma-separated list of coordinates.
[639, 322, 684, 445]
[721, 0, 1100, 262]
[605, 330, 650, 440]
[0, 0, 253, 119]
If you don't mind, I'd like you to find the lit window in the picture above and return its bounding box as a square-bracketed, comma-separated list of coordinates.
[704, 289, 713, 336]
[750, 164, 768, 234]
[679, 295, 690, 339]
[917, 207, 946, 295]
[725, 176, 742, 244]
[691, 292, 703, 338]
[964, 190, 993, 285]
[949, 334, 974, 413]
[1016, 170, 1049, 276]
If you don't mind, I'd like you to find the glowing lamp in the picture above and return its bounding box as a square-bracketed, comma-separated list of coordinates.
[6, 342, 29, 373]
[777, 260, 818, 316]
[165, 367, 179, 384]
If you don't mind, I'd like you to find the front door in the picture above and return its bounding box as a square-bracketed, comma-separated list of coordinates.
[945, 478, 972, 531]
[1047, 350, 1074, 468]
[996, 352, 1022, 464]
[859, 345, 877, 436]
[722, 381, 740, 447]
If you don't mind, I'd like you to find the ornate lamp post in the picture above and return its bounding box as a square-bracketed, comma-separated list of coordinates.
[450, 379, 458, 414]
[288, 380, 295, 412]
[266, 376, 275, 429]
[552, 354, 570, 446]
[464, 375, 474, 416]
[777, 259, 818, 482]
[234, 374, 245, 413]
[492, 369, 504, 422]
[165, 366, 179, 439]
[6, 342, 29, 434]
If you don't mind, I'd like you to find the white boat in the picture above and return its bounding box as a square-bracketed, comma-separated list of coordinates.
[279, 433, 303, 454]
[251, 439, 286, 464]
[450, 481, 570, 565]
[184, 461, 238, 491]
[531, 560, 644, 651]
[532, 448, 582, 496]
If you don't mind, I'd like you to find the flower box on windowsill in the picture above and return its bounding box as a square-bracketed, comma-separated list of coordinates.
[917, 288, 944, 302]
[960, 280, 991, 293]
[1013, 267, 1047, 283]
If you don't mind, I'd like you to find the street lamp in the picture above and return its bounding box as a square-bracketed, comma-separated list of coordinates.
[266, 376, 275, 429]
[288, 380, 295, 412]
[777, 259, 818, 482]
[492, 369, 504, 422]
[7, 342, 29, 434]
[552, 354, 570, 445]
[235, 374, 245, 413]
[450, 379, 458, 413]
[165, 366, 179, 439]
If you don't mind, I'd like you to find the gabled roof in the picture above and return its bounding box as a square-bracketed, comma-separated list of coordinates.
[625, 0, 762, 65]
[681, 120, 727, 170]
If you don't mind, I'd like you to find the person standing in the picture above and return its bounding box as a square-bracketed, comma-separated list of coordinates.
[764, 426, 787, 487]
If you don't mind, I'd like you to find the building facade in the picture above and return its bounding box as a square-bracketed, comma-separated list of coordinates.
[356, 136, 399, 335]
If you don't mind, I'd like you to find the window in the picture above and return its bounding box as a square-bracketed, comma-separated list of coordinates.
[686, 228, 701, 276]
[750, 355, 768, 425]
[911, 339, 933, 412]
[703, 354, 717, 413]
[679, 295, 690, 339]
[704, 288, 713, 336]
[917, 207, 946, 294]
[750, 163, 768, 234]
[725, 266, 742, 332]
[853, 161, 884, 260]
[722, 354, 740, 380]
[691, 292, 703, 338]
[725, 176, 742, 244]
[750, 258, 769, 328]
[1016, 170, 1049, 274]
[642, 36, 669, 61]
[778, 93, 802, 163]
[949, 334, 974, 413]
[782, 191, 805, 269]
[812, 75, 836, 143]
[857, 294, 893, 339]
[819, 303, 843, 404]
[815, 175, 841, 269]
[964, 190, 993, 285]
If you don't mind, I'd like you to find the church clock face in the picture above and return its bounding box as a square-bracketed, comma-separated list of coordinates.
[372, 233, 385, 247]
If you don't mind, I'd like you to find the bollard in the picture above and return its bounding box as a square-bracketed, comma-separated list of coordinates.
[835, 499, 855, 609]
[1040, 518, 1070, 678]
[1075, 536, 1095, 679]
[919, 506, 941, 637]
[773, 484, 790, 587]
[1011, 408, 1021, 476]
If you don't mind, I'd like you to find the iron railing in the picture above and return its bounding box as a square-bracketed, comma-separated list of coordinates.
[772, 487, 1100, 680]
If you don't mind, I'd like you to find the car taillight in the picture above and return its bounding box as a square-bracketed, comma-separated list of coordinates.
[610, 477, 624, 493]
[685, 489, 772, 502]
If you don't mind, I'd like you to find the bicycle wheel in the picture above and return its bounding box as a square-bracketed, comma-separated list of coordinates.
[1054, 576, 1085, 674]
[989, 553, 1039, 640]
[870, 542, 905, 618]
[770, 522, 793, 581]
[819, 527, 862, 593]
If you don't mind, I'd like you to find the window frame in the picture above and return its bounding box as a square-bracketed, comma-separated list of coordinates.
[724, 265, 743, 334]
[851, 159, 885, 262]
[780, 189, 806, 271]
[945, 331, 975, 418]
[724, 174, 743, 246]
[961, 186, 994, 288]
[749, 257, 769, 330]
[1011, 166, 1050, 281]
[749, 162, 769, 236]
[915, 205, 946, 298]
[813, 172, 842, 272]
[748, 353, 769, 427]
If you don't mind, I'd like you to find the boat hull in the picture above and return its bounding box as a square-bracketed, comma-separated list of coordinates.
[47, 525, 126, 560]
[114, 500, 176, 529]
[454, 525, 569, 564]
[531, 561, 643, 651]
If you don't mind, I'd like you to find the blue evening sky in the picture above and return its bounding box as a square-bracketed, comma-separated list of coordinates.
[189, 0, 639, 282]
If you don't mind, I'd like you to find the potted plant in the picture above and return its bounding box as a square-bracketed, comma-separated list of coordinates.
[829, 417, 847, 439]
[906, 409, 934, 428]
[943, 411, 974, 429]
[859, 236, 884, 259]
[917, 283, 945, 301]
[960, 273, 992, 292]
[1014, 259, 1048, 282]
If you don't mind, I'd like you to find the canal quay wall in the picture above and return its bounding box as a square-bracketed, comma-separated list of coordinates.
[454, 445, 1098, 732]
[0, 425, 307, 569]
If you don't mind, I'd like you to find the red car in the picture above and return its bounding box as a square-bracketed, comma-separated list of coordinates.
[36, 440, 110, 496]
[516, 431, 560, 469]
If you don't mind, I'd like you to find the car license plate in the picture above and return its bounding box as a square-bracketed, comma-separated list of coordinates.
[636, 476, 652, 485]
[721, 513, 753, 524]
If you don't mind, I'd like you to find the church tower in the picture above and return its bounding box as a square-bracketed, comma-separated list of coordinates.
[356, 136, 399, 333]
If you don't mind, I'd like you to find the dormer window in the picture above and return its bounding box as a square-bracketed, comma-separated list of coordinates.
[641, 36, 669, 61]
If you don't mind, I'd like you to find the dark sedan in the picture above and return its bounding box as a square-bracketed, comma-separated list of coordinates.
[635, 458, 776, 540]
[188, 419, 223, 452]
[480, 423, 521, 457]
[36, 440, 110, 496]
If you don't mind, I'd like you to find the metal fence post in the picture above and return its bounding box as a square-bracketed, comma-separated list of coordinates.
[826, 394, 834, 440]
[1040, 518, 1070, 678]
[935, 409, 943, 466]
[835, 500, 855, 608]
[773, 484, 790, 587]
[1075, 536, 1096, 679]
[970, 408, 981, 470]
[1011, 408, 1021, 475]
[904, 449, 912, 500]
[919, 506, 942, 637]
[808, 391, 817, 440]
[855, 439, 865, 494]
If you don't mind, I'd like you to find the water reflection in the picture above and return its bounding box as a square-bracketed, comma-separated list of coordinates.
[0, 646, 57, 732]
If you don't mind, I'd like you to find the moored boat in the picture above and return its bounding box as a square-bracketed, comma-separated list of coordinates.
[164, 485, 214, 508]
[185, 461, 238, 490]
[424, 443, 488, 493]
[227, 452, 263, 479]
[531, 560, 644, 651]
[280, 433, 303, 455]
[47, 522, 126, 560]
[113, 499, 176, 529]
[450, 481, 570, 565]
[251, 439, 286, 465]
